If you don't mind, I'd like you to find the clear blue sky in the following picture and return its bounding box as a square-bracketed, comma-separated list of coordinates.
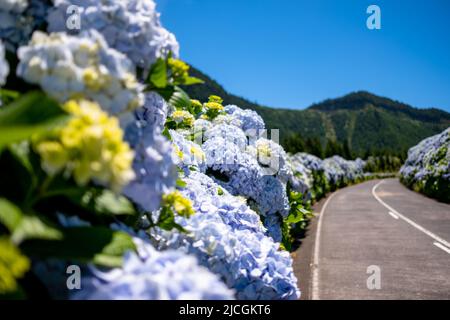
[157, 0, 450, 112]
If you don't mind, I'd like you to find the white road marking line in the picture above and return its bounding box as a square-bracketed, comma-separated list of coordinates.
[388, 211, 399, 219]
[433, 242, 450, 255]
[311, 191, 338, 300]
[372, 181, 450, 248]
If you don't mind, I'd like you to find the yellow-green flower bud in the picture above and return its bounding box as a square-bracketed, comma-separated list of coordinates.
[35, 99, 135, 192]
[208, 95, 223, 104]
[162, 190, 195, 218]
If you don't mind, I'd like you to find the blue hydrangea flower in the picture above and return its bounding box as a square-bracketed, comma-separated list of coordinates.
[262, 214, 283, 243]
[287, 154, 313, 195]
[292, 152, 324, 172]
[255, 175, 290, 218]
[123, 120, 177, 213]
[322, 156, 347, 186]
[135, 92, 169, 131]
[200, 124, 291, 227]
[0, 0, 50, 51]
[204, 123, 248, 149]
[71, 234, 234, 300]
[251, 138, 292, 183]
[323, 156, 366, 184]
[170, 129, 206, 174]
[47, 0, 179, 75]
[224, 104, 265, 137]
[152, 171, 300, 300]
[331, 156, 365, 181]
[400, 128, 450, 188]
[202, 136, 262, 203]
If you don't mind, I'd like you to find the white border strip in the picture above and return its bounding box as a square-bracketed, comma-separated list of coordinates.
[311, 191, 338, 300]
[372, 181, 450, 248]
[433, 242, 450, 255]
[388, 211, 399, 219]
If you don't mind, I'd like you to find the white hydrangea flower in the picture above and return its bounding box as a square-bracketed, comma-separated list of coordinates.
[0, 40, 9, 85]
[47, 0, 179, 76]
[16, 30, 144, 115]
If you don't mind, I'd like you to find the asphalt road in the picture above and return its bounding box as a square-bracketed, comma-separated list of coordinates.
[293, 178, 450, 300]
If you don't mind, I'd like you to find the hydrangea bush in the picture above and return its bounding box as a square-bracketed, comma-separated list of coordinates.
[400, 128, 450, 202]
[0, 0, 399, 301]
[0, 0, 304, 300]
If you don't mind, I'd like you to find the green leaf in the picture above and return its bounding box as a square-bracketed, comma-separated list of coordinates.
[152, 86, 175, 101]
[182, 76, 204, 86]
[157, 207, 186, 232]
[0, 198, 22, 232]
[0, 198, 62, 244]
[0, 89, 20, 105]
[169, 86, 191, 110]
[285, 208, 308, 224]
[21, 227, 136, 268]
[147, 58, 167, 88]
[0, 146, 35, 204]
[162, 126, 171, 140]
[11, 214, 63, 244]
[64, 187, 137, 217]
[87, 189, 137, 216]
[153, 86, 191, 110]
[0, 91, 68, 148]
[281, 220, 292, 252]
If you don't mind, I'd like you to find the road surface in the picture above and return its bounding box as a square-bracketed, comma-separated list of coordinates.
[293, 178, 450, 300]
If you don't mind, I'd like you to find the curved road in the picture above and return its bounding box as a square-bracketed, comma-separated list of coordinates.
[294, 178, 450, 300]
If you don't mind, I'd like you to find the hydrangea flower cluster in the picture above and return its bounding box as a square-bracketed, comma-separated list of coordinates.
[400, 127, 450, 202]
[136, 92, 169, 131]
[17, 30, 144, 115]
[170, 130, 206, 174]
[224, 104, 265, 137]
[287, 154, 314, 196]
[165, 100, 294, 242]
[0, 40, 8, 85]
[35, 99, 135, 192]
[325, 156, 366, 184]
[123, 119, 177, 213]
[288, 152, 367, 199]
[72, 235, 234, 300]
[202, 133, 290, 222]
[0, 0, 50, 51]
[47, 0, 179, 76]
[171, 110, 195, 129]
[292, 152, 325, 172]
[152, 171, 300, 300]
[253, 138, 292, 181]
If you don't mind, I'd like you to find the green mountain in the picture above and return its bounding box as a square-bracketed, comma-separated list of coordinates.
[183, 66, 450, 158]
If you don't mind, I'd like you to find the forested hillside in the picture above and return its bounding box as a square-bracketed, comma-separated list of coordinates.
[183, 66, 450, 158]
